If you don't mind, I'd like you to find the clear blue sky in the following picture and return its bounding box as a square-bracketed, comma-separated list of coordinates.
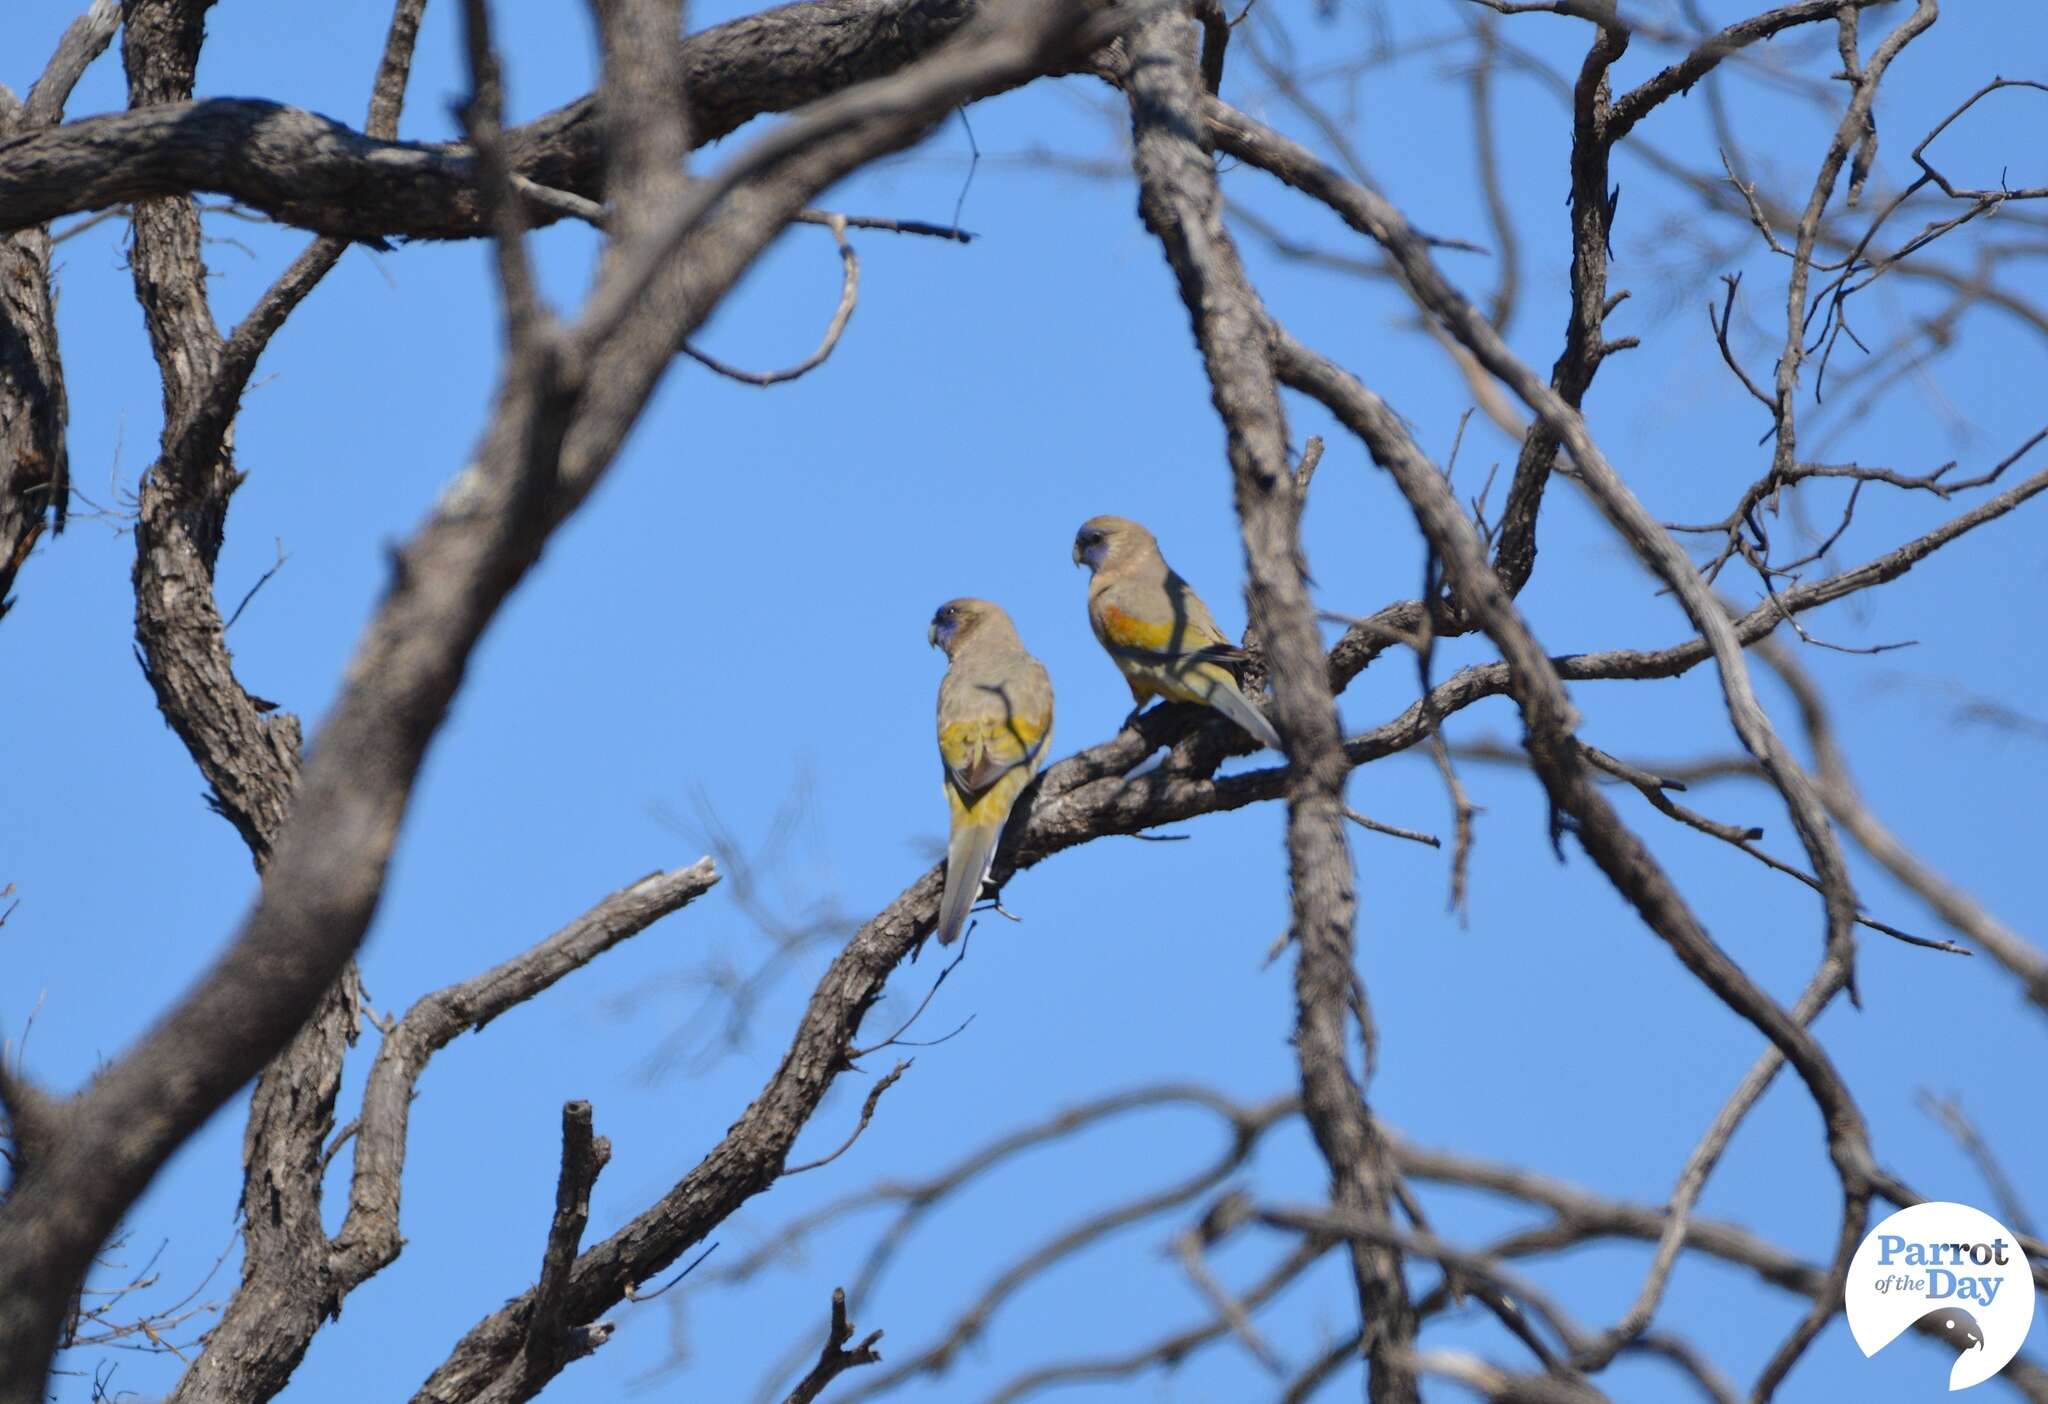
[6, 2, 2045, 1401]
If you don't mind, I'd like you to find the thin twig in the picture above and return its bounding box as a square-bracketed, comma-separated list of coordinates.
[783, 1061, 911, 1176]
[782, 1289, 883, 1404]
[222, 539, 288, 631]
[685, 217, 859, 386]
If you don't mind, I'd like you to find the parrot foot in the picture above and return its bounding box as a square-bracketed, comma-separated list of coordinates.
[975, 893, 1024, 923]
[1120, 703, 1150, 733]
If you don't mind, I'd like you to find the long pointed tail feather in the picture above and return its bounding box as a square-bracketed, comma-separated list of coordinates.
[1206, 682, 1284, 752]
[936, 818, 1004, 945]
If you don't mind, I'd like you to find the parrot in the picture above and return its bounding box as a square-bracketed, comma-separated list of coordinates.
[1071, 515, 1283, 752]
[929, 598, 1055, 946]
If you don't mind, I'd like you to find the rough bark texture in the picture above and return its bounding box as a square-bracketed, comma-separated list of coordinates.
[119, 11, 360, 1398]
[1488, 15, 1625, 597]
[1122, 14, 1417, 1402]
[0, 2, 119, 615]
[0, 0, 1012, 243]
[0, 214, 67, 619]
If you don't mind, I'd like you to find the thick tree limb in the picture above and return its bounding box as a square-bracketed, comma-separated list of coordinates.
[0, 0, 118, 616]
[0, 0, 1062, 242]
[330, 861, 721, 1294]
[1121, 13, 1416, 1400]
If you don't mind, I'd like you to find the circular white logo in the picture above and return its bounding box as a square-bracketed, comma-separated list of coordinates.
[1846, 1202, 2036, 1390]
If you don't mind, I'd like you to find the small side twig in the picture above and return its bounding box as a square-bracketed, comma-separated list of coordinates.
[853, 929, 972, 1056]
[624, 1241, 719, 1304]
[1342, 807, 1441, 849]
[223, 539, 288, 631]
[1918, 1092, 2037, 1237]
[784, 1061, 911, 1176]
[1172, 1196, 1283, 1375]
[1292, 434, 1324, 504]
[685, 216, 860, 387]
[1581, 743, 1965, 955]
[783, 1288, 884, 1404]
[519, 1101, 613, 1382]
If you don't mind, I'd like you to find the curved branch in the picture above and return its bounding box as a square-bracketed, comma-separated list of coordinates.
[1121, 16, 1416, 1399]
[328, 861, 719, 1289]
[0, 0, 1053, 241]
[684, 219, 859, 386]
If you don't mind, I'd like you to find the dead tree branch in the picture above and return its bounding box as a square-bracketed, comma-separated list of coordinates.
[782, 1290, 884, 1404]
[0, 0, 117, 616]
[1121, 13, 1416, 1399]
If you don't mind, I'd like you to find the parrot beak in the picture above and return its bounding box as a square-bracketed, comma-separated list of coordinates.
[927, 620, 940, 649]
[1071, 540, 1085, 567]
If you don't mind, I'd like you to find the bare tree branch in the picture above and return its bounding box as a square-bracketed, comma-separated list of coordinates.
[0, 0, 1093, 242]
[479, 1101, 615, 1404]
[783, 1290, 884, 1404]
[0, 0, 119, 614]
[330, 860, 720, 1294]
[783, 1060, 911, 1176]
[1757, 636, 2048, 1018]
[1121, 13, 1416, 1399]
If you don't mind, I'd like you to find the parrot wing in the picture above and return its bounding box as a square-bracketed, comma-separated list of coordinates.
[934, 661, 1053, 945]
[1090, 582, 1279, 750]
[1093, 574, 1244, 670]
[934, 766, 1032, 946]
[938, 697, 1052, 806]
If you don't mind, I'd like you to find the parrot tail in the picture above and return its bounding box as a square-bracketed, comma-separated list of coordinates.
[1206, 683, 1284, 752]
[936, 818, 1004, 945]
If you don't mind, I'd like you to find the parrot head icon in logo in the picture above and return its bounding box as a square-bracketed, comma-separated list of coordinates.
[1918, 1306, 1986, 1353]
[1848, 1203, 2035, 1390]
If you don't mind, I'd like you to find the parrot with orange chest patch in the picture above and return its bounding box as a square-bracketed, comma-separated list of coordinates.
[929, 599, 1055, 946]
[1072, 515, 1283, 752]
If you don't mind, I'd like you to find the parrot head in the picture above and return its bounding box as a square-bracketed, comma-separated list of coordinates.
[929, 598, 1011, 655]
[1072, 515, 1155, 573]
